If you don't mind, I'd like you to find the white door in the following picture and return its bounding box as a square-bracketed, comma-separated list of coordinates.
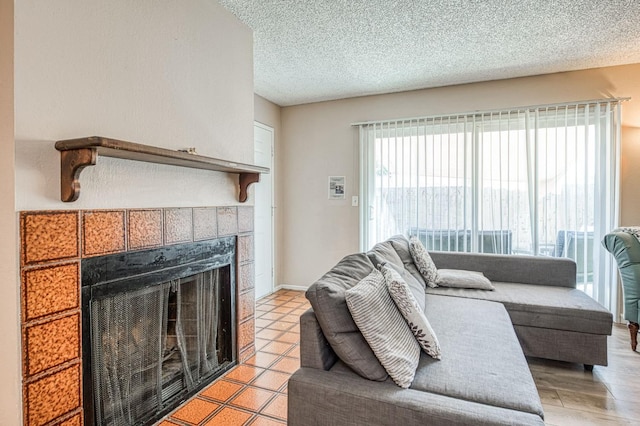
[254, 122, 274, 299]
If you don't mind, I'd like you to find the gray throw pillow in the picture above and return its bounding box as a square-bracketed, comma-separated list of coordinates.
[436, 269, 495, 290]
[409, 236, 440, 288]
[388, 235, 429, 289]
[345, 269, 420, 388]
[305, 253, 388, 381]
[381, 265, 442, 360]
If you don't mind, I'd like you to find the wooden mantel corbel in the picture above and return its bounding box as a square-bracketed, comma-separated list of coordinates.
[55, 136, 269, 203]
[238, 172, 260, 203]
[59, 148, 98, 202]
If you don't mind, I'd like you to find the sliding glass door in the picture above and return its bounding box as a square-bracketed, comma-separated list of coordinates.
[359, 100, 621, 314]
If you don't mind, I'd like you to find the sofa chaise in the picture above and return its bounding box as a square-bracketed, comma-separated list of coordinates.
[288, 235, 613, 425]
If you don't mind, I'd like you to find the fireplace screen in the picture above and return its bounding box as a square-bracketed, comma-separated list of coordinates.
[82, 238, 236, 426]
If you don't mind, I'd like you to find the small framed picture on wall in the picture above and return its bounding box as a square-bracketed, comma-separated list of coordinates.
[328, 176, 346, 200]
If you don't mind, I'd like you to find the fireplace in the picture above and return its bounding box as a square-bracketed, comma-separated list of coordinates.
[20, 207, 256, 426]
[81, 237, 237, 425]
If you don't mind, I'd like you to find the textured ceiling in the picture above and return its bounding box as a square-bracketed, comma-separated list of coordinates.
[218, 0, 640, 107]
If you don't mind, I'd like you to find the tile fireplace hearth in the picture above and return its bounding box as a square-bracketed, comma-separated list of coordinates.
[20, 207, 256, 426]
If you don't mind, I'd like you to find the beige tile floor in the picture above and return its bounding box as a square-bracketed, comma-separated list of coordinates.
[157, 290, 307, 426]
[159, 289, 640, 425]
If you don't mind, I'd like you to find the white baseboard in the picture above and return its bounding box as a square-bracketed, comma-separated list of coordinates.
[274, 284, 308, 292]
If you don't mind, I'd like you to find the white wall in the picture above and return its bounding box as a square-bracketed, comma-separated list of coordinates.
[0, 1, 20, 423]
[7, 1, 254, 423]
[621, 126, 640, 223]
[15, 0, 254, 210]
[280, 64, 640, 288]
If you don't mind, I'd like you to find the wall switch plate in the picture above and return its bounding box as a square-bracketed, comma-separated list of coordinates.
[352, 196, 359, 207]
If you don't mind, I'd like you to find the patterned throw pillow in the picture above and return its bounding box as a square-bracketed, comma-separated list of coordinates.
[345, 269, 421, 388]
[382, 265, 442, 360]
[380, 262, 426, 312]
[409, 236, 440, 288]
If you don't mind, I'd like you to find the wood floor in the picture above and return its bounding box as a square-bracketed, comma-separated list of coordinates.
[530, 324, 640, 425]
[160, 290, 639, 425]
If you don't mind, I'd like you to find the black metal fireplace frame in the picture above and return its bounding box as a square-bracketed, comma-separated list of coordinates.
[81, 237, 238, 426]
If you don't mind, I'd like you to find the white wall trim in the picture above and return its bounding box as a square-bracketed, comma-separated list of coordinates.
[275, 284, 308, 292]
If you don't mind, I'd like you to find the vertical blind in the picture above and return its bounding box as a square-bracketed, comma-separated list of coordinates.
[358, 99, 622, 316]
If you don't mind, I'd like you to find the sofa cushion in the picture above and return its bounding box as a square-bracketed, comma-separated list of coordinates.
[367, 240, 406, 271]
[305, 253, 388, 381]
[436, 269, 495, 290]
[292, 366, 545, 426]
[367, 240, 426, 311]
[429, 251, 576, 288]
[409, 236, 440, 287]
[387, 235, 428, 289]
[426, 282, 613, 335]
[410, 294, 544, 418]
[382, 265, 441, 359]
[346, 269, 421, 388]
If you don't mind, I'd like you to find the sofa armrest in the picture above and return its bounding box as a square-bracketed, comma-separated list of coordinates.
[603, 231, 640, 267]
[300, 308, 338, 370]
[288, 368, 544, 426]
[603, 232, 640, 324]
[429, 251, 576, 288]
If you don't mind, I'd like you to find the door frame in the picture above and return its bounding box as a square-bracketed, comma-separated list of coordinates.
[254, 121, 275, 298]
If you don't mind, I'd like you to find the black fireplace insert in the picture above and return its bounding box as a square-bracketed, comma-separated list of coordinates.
[81, 237, 237, 426]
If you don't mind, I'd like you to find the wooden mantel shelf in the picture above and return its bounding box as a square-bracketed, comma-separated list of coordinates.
[55, 136, 269, 203]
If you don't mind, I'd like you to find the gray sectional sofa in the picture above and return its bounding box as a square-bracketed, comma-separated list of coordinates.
[288, 235, 613, 425]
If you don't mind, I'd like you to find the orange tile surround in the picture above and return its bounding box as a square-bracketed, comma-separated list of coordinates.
[238, 318, 257, 350]
[82, 210, 126, 256]
[21, 211, 79, 266]
[128, 209, 164, 250]
[193, 207, 218, 241]
[239, 288, 256, 322]
[164, 208, 194, 245]
[58, 413, 82, 426]
[24, 313, 80, 376]
[24, 364, 81, 426]
[19, 207, 256, 426]
[238, 235, 255, 262]
[22, 262, 79, 322]
[218, 207, 239, 236]
[237, 206, 254, 234]
[159, 289, 307, 426]
[239, 262, 255, 292]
